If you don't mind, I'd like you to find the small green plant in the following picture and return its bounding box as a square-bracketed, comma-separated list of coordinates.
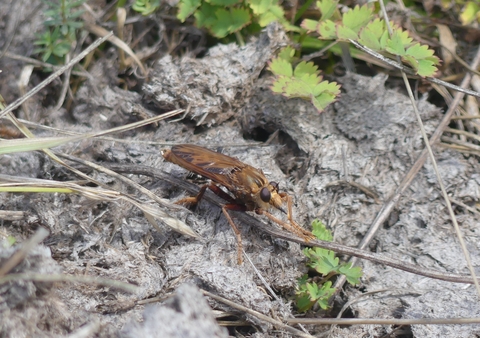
[176, 0, 294, 39]
[34, 0, 86, 63]
[132, 0, 161, 16]
[301, 0, 440, 77]
[295, 220, 363, 312]
[268, 46, 341, 112]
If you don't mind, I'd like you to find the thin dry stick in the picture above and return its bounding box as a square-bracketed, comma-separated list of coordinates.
[286, 317, 480, 326]
[333, 11, 480, 294]
[202, 290, 314, 338]
[349, 40, 480, 99]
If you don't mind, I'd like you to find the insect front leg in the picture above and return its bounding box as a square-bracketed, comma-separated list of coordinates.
[264, 193, 315, 241]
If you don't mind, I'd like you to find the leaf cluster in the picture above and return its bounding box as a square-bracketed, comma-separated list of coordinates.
[301, 0, 440, 77]
[268, 46, 340, 112]
[34, 0, 86, 63]
[296, 220, 363, 312]
[176, 0, 293, 38]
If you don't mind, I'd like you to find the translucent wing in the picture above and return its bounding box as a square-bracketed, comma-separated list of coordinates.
[163, 144, 249, 192]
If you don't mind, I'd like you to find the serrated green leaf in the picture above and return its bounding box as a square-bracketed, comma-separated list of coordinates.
[208, 0, 242, 5]
[269, 58, 293, 76]
[402, 55, 418, 71]
[194, 2, 218, 28]
[358, 19, 385, 51]
[257, 4, 285, 27]
[312, 92, 337, 112]
[316, 281, 335, 309]
[294, 61, 319, 77]
[338, 263, 363, 285]
[312, 80, 340, 97]
[177, 0, 201, 22]
[283, 21, 302, 33]
[425, 55, 441, 65]
[296, 293, 314, 312]
[311, 220, 332, 241]
[210, 8, 251, 38]
[297, 274, 309, 286]
[359, 28, 380, 51]
[379, 29, 389, 49]
[277, 46, 295, 62]
[249, 0, 271, 14]
[392, 26, 412, 45]
[385, 30, 407, 56]
[271, 77, 290, 94]
[301, 18, 319, 32]
[306, 282, 321, 298]
[337, 24, 358, 41]
[406, 43, 435, 59]
[318, 20, 337, 39]
[460, 2, 479, 25]
[317, 0, 337, 21]
[342, 5, 373, 34]
[311, 250, 338, 274]
[417, 59, 438, 77]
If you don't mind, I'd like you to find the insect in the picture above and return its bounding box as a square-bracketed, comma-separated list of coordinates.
[163, 144, 315, 264]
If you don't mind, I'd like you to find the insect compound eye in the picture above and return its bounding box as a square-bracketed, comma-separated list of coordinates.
[270, 181, 279, 192]
[260, 187, 271, 202]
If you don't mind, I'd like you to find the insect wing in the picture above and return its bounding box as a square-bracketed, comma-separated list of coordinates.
[164, 144, 246, 191]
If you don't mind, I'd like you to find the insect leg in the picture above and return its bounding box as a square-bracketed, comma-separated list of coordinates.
[175, 183, 236, 206]
[175, 183, 246, 264]
[222, 204, 248, 264]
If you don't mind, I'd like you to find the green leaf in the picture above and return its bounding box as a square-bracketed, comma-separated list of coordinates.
[210, 7, 251, 38]
[257, 4, 285, 27]
[417, 59, 438, 77]
[177, 0, 201, 22]
[249, 0, 271, 14]
[294, 61, 319, 78]
[338, 263, 363, 285]
[268, 58, 293, 77]
[277, 46, 295, 62]
[385, 29, 409, 56]
[316, 281, 336, 309]
[337, 24, 358, 41]
[194, 2, 218, 28]
[318, 20, 336, 39]
[270, 57, 339, 112]
[342, 5, 373, 34]
[317, 0, 337, 21]
[310, 250, 339, 274]
[208, 0, 242, 6]
[301, 19, 319, 32]
[406, 43, 435, 59]
[52, 40, 71, 57]
[311, 220, 332, 241]
[312, 91, 338, 111]
[296, 294, 314, 312]
[358, 19, 385, 51]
